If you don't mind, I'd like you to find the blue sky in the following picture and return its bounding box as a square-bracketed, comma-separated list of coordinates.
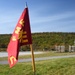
[0, 0, 75, 34]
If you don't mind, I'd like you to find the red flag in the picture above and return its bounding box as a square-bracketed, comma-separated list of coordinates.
[7, 7, 32, 68]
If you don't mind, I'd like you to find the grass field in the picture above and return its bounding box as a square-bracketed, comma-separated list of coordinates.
[0, 57, 75, 75]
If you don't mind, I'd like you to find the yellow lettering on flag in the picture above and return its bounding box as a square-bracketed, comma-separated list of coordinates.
[19, 19, 24, 26]
[15, 27, 21, 34]
[12, 36, 17, 41]
[10, 56, 16, 65]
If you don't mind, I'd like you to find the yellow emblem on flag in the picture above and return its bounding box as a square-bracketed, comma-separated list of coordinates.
[18, 30, 23, 42]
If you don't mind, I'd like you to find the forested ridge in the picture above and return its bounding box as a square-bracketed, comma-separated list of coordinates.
[0, 32, 75, 51]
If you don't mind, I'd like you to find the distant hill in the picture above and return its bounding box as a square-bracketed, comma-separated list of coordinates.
[0, 32, 75, 51]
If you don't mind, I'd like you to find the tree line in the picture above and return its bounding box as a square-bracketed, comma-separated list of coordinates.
[0, 32, 75, 51]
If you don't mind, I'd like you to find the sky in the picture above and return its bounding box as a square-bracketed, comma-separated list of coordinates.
[0, 0, 75, 34]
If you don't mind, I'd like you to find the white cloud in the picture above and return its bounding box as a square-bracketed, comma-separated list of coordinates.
[30, 11, 75, 25]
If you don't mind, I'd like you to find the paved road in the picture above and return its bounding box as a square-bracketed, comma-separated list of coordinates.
[0, 55, 75, 65]
[0, 51, 43, 57]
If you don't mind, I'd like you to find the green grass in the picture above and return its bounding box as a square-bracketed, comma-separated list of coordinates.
[0, 57, 75, 75]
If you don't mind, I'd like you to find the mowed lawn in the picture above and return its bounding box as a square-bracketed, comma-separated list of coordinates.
[0, 57, 75, 75]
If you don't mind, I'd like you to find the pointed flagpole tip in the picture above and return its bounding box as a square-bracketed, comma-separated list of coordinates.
[26, 2, 28, 8]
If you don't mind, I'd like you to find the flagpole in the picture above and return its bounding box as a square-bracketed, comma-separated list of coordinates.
[25, 2, 36, 74]
[30, 44, 36, 75]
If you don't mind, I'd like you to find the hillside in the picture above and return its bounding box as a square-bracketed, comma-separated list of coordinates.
[0, 32, 75, 51]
